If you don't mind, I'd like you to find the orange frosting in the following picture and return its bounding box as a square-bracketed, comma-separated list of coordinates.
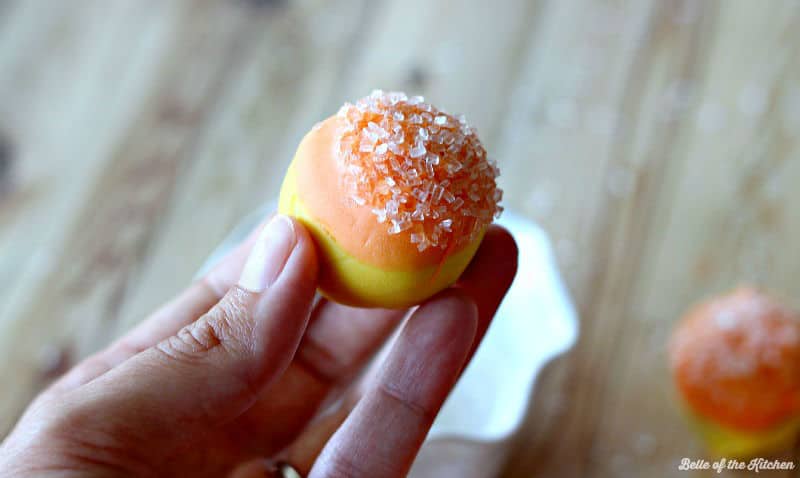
[669, 288, 800, 431]
[292, 91, 501, 270]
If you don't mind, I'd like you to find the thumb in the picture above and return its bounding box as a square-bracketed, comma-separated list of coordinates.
[62, 215, 318, 454]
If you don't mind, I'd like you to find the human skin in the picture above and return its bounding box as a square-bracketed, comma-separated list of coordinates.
[0, 215, 517, 477]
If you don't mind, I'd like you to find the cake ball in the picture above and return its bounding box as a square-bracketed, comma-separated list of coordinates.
[669, 287, 800, 457]
[278, 91, 502, 308]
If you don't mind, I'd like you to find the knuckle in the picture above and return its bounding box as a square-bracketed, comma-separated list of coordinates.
[155, 293, 254, 364]
[295, 335, 347, 384]
[376, 382, 436, 425]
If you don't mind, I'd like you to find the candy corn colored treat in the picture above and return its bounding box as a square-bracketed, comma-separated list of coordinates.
[669, 288, 800, 457]
[279, 91, 502, 308]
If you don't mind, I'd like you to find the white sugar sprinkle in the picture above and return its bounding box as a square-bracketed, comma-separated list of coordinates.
[335, 91, 502, 250]
[410, 143, 426, 158]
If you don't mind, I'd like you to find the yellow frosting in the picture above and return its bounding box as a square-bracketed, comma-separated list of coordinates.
[682, 403, 800, 458]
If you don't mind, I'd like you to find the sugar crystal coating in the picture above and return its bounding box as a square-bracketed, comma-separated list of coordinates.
[336, 90, 502, 252]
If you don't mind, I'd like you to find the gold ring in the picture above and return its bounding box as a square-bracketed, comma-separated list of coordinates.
[267, 460, 302, 478]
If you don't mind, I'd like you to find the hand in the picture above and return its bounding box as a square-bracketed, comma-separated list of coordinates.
[0, 215, 517, 477]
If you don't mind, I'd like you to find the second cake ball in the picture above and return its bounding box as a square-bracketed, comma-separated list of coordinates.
[279, 91, 503, 308]
[669, 287, 800, 457]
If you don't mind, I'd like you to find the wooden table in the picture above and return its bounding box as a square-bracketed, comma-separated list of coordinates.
[2, 1, 799, 476]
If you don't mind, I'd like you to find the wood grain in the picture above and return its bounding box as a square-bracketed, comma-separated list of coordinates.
[1, 0, 799, 476]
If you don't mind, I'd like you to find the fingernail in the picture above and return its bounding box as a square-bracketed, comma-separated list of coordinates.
[238, 215, 296, 292]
